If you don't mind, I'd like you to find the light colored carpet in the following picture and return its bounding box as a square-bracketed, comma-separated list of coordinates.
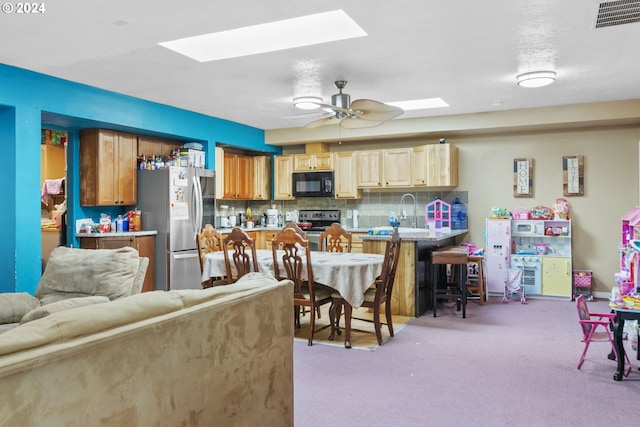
[294, 305, 413, 350]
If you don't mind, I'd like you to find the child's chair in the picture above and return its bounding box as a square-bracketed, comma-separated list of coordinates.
[576, 295, 630, 375]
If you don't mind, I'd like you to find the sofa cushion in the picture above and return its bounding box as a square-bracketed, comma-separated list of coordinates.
[35, 246, 141, 305]
[20, 296, 110, 324]
[0, 293, 40, 324]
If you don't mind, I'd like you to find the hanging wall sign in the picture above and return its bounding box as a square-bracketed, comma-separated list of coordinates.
[513, 158, 534, 198]
[563, 155, 584, 196]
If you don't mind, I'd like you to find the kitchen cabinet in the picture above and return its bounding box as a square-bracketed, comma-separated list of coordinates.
[80, 129, 137, 206]
[253, 155, 271, 200]
[41, 144, 66, 185]
[79, 234, 156, 293]
[223, 152, 253, 199]
[411, 145, 428, 186]
[350, 232, 367, 253]
[257, 229, 280, 250]
[215, 147, 225, 198]
[137, 136, 181, 159]
[356, 150, 383, 188]
[273, 155, 295, 200]
[333, 152, 361, 199]
[293, 153, 333, 171]
[383, 148, 412, 187]
[425, 144, 458, 187]
[542, 257, 572, 297]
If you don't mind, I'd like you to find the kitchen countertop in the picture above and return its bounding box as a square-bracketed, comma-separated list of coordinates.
[75, 230, 158, 238]
[361, 229, 468, 242]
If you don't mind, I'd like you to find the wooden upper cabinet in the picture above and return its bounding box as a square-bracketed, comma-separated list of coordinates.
[214, 147, 225, 198]
[273, 155, 294, 200]
[80, 129, 137, 206]
[138, 136, 181, 159]
[293, 153, 333, 171]
[333, 152, 361, 199]
[357, 150, 383, 188]
[426, 144, 458, 187]
[383, 148, 412, 187]
[411, 145, 428, 186]
[253, 155, 271, 200]
[222, 152, 253, 199]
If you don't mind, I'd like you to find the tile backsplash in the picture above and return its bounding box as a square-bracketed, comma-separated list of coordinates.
[222, 190, 468, 230]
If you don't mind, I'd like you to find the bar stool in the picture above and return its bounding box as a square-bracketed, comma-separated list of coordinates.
[467, 255, 486, 305]
[431, 246, 468, 318]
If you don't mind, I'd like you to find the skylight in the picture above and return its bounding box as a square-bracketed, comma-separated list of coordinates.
[159, 10, 367, 62]
[386, 98, 450, 111]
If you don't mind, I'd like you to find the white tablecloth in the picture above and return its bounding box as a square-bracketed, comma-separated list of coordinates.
[202, 249, 385, 308]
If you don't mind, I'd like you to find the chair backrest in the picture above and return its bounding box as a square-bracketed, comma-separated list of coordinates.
[373, 227, 402, 302]
[222, 226, 259, 282]
[271, 228, 314, 302]
[283, 222, 307, 238]
[319, 222, 352, 253]
[575, 295, 592, 338]
[196, 224, 223, 273]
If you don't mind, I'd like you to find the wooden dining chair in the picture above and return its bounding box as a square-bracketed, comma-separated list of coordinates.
[196, 224, 227, 288]
[319, 222, 352, 253]
[222, 226, 259, 284]
[271, 227, 333, 346]
[328, 227, 401, 349]
[283, 221, 307, 238]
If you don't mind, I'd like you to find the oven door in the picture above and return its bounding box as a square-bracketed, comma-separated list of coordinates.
[511, 256, 542, 295]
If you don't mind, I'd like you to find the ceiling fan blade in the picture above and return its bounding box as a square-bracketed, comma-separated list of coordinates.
[340, 117, 384, 129]
[317, 103, 350, 114]
[305, 116, 340, 129]
[350, 99, 404, 122]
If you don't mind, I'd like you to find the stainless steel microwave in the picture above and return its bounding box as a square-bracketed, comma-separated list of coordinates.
[292, 171, 334, 197]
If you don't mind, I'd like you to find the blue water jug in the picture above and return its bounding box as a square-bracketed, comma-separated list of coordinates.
[451, 196, 467, 230]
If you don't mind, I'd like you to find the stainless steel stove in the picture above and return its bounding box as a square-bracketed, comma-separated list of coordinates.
[297, 209, 341, 232]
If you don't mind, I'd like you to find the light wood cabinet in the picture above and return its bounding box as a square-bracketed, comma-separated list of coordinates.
[253, 155, 271, 200]
[350, 232, 367, 253]
[79, 234, 156, 293]
[258, 229, 280, 250]
[223, 152, 253, 199]
[137, 136, 181, 159]
[426, 144, 458, 187]
[333, 152, 361, 199]
[80, 129, 137, 206]
[357, 150, 383, 188]
[41, 144, 66, 186]
[215, 147, 225, 198]
[383, 148, 412, 187]
[293, 153, 333, 171]
[273, 155, 294, 200]
[411, 145, 428, 186]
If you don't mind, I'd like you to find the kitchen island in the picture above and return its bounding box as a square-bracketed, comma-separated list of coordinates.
[361, 229, 468, 317]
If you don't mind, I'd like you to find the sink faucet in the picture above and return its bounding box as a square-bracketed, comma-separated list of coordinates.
[400, 193, 418, 228]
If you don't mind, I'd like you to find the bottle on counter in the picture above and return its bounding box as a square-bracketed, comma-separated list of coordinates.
[133, 209, 142, 231]
[451, 196, 467, 230]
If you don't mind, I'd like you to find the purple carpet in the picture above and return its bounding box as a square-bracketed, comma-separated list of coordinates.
[294, 297, 640, 427]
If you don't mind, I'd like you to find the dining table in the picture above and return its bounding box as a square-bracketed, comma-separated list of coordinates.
[202, 249, 385, 308]
[610, 305, 640, 381]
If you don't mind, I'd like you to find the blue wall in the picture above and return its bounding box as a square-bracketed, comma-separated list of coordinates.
[0, 63, 278, 293]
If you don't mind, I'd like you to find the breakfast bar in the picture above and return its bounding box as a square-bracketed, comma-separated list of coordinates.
[361, 229, 468, 317]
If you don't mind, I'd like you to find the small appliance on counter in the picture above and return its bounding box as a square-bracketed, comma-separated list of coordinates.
[266, 208, 279, 228]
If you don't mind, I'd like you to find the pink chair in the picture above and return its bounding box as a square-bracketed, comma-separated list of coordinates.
[576, 295, 630, 375]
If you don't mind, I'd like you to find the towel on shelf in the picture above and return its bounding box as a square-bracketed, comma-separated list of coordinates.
[41, 178, 65, 204]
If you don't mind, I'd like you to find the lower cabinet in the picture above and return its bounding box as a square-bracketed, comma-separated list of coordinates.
[541, 257, 572, 298]
[79, 235, 156, 293]
[350, 232, 367, 253]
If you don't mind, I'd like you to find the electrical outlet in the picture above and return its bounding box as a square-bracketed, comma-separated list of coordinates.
[346, 210, 353, 219]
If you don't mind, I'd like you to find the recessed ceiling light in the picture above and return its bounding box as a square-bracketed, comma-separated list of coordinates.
[516, 71, 556, 88]
[293, 96, 323, 110]
[159, 10, 367, 62]
[386, 98, 449, 111]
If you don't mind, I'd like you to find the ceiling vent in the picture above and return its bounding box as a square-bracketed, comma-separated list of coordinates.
[594, 0, 640, 28]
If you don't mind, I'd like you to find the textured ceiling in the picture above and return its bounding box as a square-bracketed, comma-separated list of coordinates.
[1, 0, 640, 131]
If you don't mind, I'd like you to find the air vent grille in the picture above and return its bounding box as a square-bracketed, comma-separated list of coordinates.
[595, 0, 640, 28]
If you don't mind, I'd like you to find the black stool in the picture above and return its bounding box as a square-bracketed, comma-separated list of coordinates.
[431, 246, 468, 318]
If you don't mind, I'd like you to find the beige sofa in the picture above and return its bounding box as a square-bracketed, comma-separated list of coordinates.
[0, 272, 294, 426]
[0, 246, 149, 333]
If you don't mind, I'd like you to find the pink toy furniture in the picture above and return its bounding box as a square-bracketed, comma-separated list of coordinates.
[425, 199, 451, 232]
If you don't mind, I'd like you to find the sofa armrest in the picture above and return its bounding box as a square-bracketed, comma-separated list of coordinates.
[130, 257, 149, 295]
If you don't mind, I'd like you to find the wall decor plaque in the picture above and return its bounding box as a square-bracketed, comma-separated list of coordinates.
[513, 158, 534, 198]
[563, 155, 584, 196]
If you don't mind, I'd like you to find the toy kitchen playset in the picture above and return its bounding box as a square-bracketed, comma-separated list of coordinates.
[485, 200, 574, 300]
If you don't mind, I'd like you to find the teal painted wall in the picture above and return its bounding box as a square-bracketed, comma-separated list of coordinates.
[0, 63, 278, 293]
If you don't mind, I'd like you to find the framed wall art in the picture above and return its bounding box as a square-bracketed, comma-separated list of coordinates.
[562, 155, 584, 196]
[513, 158, 534, 198]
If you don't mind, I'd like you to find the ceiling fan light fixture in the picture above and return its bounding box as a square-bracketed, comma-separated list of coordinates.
[516, 71, 556, 88]
[293, 96, 322, 110]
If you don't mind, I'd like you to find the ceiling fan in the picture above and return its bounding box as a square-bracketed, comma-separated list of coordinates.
[304, 81, 403, 129]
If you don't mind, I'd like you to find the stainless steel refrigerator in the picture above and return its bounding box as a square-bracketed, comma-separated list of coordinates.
[137, 166, 215, 290]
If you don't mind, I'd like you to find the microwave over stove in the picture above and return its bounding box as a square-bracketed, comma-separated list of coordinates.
[292, 171, 334, 198]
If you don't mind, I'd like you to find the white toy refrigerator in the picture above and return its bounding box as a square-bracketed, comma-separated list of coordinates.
[485, 219, 512, 294]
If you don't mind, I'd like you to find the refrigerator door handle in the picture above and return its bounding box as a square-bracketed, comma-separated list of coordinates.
[173, 252, 200, 260]
[190, 176, 199, 238]
[195, 175, 203, 232]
